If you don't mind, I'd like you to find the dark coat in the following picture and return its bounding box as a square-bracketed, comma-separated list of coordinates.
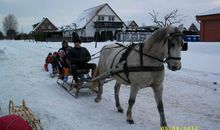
[67, 47, 91, 65]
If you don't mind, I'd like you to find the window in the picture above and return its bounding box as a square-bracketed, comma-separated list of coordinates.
[98, 16, 105, 21]
[108, 16, 114, 22]
[41, 25, 45, 29]
[48, 25, 52, 30]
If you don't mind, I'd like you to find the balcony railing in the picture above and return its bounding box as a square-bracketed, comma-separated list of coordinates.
[94, 21, 123, 28]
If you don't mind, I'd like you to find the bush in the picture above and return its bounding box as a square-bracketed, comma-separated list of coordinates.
[6, 29, 17, 39]
[33, 33, 47, 41]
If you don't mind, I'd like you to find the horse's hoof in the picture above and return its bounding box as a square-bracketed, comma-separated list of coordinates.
[161, 123, 168, 127]
[118, 108, 123, 113]
[95, 97, 101, 103]
[127, 119, 134, 124]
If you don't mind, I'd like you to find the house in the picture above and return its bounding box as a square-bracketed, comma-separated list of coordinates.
[196, 7, 220, 42]
[32, 17, 62, 41]
[188, 23, 199, 33]
[71, 3, 126, 42]
[32, 17, 58, 33]
[125, 20, 138, 29]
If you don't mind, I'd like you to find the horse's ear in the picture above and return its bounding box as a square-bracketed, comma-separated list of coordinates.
[178, 24, 184, 32]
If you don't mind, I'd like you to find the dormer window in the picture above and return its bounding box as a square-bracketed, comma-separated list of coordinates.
[98, 15, 105, 21]
[109, 16, 114, 22]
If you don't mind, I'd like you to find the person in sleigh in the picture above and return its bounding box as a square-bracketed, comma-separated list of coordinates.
[67, 39, 96, 90]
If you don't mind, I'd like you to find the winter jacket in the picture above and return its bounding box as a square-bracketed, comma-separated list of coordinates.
[45, 56, 53, 64]
[58, 46, 72, 55]
[67, 47, 91, 65]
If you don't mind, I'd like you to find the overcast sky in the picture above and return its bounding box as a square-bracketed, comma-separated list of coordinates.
[0, 0, 220, 33]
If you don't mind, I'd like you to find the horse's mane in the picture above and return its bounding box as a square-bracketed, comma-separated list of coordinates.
[145, 27, 168, 45]
[144, 26, 180, 51]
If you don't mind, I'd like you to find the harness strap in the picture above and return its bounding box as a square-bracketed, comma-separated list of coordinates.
[110, 47, 127, 68]
[118, 44, 136, 83]
[112, 65, 164, 77]
[127, 66, 164, 72]
[139, 43, 144, 66]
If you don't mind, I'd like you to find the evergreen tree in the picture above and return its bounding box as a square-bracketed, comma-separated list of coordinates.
[94, 31, 101, 42]
[72, 32, 79, 42]
[100, 31, 107, 42]
[106, 31, 113, 41]
[0, 31, 4, 39]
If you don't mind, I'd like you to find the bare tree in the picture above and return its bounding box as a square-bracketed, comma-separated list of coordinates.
[149, 9, 184, 27]
[2, 14, 18, 38]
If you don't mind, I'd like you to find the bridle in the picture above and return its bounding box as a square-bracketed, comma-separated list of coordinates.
[163, 32, 183, 63]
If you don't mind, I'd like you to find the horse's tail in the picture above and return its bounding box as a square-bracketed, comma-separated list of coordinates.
[90, 65, 100, 90]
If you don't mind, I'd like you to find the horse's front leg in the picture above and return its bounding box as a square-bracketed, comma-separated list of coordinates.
[95, 80, 103, 103]
[152, 84, 167, 127]
[114, 82, 123, 113]
[127, 86, 139, 124]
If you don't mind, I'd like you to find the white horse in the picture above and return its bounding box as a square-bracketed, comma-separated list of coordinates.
[92, 26, 185, 126]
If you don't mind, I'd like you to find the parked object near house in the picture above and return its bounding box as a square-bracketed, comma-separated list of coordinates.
[116, 25, 158, 42]
[182, 24, 200, 42]
[196, 7, 220, 42]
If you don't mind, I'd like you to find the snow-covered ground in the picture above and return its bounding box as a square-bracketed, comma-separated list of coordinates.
[0, 40, 220, 130]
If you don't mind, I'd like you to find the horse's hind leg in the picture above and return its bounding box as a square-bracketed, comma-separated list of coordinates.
[126, 86, 139, 124]
[152, 84, 167, 127]
[95, 80, 103, 103]
[114, 82, 123, 113]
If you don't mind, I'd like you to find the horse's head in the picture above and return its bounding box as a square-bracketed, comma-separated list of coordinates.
[164, 26, 185, 71]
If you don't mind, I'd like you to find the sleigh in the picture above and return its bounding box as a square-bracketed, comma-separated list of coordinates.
[8, 100, 43, 130]
[57, 68, 98, 98]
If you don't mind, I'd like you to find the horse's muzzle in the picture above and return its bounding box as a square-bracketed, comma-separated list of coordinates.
[168, 64, 181, 71]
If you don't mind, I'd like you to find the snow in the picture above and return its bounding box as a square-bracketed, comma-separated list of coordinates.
[0, 40, 220, 130]
[197, 7, 220, 16]
[74, 3, 106, 29]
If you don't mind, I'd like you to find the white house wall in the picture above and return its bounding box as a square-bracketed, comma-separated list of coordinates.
[86, 21, 96, 37]
[96, 6, 121, 22]
[85, 5, 122, 37]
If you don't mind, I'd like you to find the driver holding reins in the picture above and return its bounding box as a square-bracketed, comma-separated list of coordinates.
[67, 39, 96, 88]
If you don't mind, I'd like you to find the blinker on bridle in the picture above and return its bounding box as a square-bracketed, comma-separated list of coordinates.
[163, 32, 183, 62]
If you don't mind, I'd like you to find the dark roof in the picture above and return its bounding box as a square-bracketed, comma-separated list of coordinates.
[188, 23, 199, 32]
[32, 17, 58, 32]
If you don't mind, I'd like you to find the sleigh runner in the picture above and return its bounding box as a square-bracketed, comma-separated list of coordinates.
[57, 68, 98, 98]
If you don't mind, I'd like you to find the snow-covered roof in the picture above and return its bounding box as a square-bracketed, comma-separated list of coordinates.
[125, 21, 133, 26]
[124, 20, 138, 28]
[73, 3, 107, 29]
[197, 7, 220, 16]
